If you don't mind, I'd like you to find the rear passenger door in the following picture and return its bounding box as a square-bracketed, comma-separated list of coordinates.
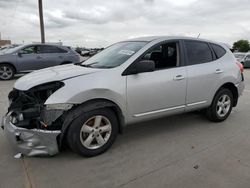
[184, 40, 224, 110]
[37, 45, 67, 68]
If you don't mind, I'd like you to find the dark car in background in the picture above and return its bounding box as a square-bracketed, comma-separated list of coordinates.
[0, 44, 80, 80]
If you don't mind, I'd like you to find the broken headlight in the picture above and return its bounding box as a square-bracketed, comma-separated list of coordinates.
[8, 81, 65, 128]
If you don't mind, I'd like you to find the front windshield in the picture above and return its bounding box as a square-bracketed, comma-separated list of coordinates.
[1, 45, 22, 54]
[82, 41, 147, 68]
[234, 54, 245, 60]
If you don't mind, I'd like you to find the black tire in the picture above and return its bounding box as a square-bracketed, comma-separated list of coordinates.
[67, 108, 118, 157]
[0, 64, 15, 80]
[206, 88, 234, 122]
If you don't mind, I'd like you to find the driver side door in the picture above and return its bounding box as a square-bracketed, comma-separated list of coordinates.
[17, 45, 42, 71]
[126, 41, 187, 122]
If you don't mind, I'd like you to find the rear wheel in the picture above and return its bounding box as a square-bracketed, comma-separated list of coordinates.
[0, 64, 15, 80]
[206, 88, 233, 122]
[67, 108, 118, 157]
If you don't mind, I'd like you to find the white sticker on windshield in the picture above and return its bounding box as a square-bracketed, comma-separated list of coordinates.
[118, 50, 135, 56]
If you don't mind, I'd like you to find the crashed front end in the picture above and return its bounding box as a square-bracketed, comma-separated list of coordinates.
[1, 81, 72, 156]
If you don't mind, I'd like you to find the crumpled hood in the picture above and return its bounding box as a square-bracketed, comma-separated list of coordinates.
[14, 64, 102, 90]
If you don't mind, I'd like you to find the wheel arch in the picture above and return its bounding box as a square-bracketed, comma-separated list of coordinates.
[59, 98, 125, 148]
[215, 82, 238, 107]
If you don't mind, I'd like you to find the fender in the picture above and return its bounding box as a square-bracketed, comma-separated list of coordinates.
[59, 99, 125, 148]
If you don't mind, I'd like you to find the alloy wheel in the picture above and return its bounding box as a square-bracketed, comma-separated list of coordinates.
[216, 94, 231, 118]
[80, 115, 112, 150]
[0, 66, 13, 80]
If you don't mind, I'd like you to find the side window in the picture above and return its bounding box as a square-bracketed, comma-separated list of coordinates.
[20, 46, 37, 54]
[211, 43, 226, 59]
[185, 41, 213, 65]
[141, 42, 179, 69]
[38, 45, 65, 53]
[245, 55, 250, 61]
[57, 47, 68, 53]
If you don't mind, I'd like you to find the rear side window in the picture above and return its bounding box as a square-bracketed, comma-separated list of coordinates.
[38, 45, 68, 53]
[211, 43, 226, 59]
[185, 41, 213, 65]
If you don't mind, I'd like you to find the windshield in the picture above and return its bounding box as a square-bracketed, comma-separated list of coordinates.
[234, 54, 245, 60]
[1, 45, 22, 54]
[81, 41, 147, 68]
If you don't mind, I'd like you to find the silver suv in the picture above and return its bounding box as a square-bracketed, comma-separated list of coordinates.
[0, 44, 80, 80]
[2, 36, 244, 157]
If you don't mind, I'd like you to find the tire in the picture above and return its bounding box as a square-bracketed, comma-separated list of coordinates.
[0, 64, 15, 80]
[206, 88, 234, 122]
[67, 108, 118, 157]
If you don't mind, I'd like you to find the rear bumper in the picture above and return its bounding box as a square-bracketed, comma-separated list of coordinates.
[1, 112, 61, 156]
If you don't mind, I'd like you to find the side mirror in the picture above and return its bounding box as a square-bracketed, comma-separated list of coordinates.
[123, 60, 155, 75]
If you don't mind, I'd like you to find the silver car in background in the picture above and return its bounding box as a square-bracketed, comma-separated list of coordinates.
[234, 52, 250, 68]
[2, 36, 244, 157]
[0, 44, 80, 80]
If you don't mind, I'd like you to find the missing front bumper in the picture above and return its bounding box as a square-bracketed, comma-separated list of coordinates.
[2, 113, 61, 156]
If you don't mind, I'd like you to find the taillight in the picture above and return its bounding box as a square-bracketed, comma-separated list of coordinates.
[236, 61, 244, 73]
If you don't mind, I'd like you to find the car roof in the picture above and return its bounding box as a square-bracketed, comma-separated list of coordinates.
[22, 43, 65, 48]
[125, 36, 218, 43]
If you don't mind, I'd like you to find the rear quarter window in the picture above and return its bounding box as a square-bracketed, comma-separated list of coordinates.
[211, 43, 226, 59]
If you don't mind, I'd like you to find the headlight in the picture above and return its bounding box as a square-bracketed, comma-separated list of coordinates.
[29, 81, 65, 102]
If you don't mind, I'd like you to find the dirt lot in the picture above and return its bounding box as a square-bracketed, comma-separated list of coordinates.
[1, 71, 250, 188]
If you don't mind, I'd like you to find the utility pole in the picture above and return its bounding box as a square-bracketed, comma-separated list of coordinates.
[38, 0, 45, 43]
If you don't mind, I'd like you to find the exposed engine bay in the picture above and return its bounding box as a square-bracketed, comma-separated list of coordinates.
[8, 81, 66, 130]
[2, 81, 73, 156]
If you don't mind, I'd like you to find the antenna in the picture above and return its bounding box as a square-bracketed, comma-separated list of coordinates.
[197, 33, 201, 38]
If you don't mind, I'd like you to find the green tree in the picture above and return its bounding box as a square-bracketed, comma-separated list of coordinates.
[233, 40, 250, 52]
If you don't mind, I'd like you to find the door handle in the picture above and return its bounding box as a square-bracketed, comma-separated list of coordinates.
[215, 69, 223, 74]
[173, 75, 185, 81]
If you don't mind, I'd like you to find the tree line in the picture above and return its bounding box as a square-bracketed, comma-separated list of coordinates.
[233, 40, 250, 52]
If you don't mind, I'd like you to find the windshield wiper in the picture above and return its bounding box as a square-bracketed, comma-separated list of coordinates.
[80, 64, 94, 68]
[78, 62, 99, 68]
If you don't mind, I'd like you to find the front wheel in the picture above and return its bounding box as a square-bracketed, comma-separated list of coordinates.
[67, 108, 118, 157]
[0, 64, 15, 80]
[206, 88, 234, 122]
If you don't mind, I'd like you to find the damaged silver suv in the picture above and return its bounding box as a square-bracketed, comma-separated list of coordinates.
[2, 36, 244, 157]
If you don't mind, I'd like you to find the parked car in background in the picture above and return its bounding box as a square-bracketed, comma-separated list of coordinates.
[2, 36, 244, 157]
[0, 43, 80, 80]
[234, 52, 250, 68]
[234, 52, 246, 62]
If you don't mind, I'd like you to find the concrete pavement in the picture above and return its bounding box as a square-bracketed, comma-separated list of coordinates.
[1, 71, 250, 188]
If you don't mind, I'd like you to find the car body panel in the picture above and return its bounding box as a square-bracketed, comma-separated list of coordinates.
[14, 64, 102, 90]
[126, 66, 187, 123]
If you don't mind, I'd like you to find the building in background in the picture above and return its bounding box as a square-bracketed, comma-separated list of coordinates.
[0, 40, 11, 47]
